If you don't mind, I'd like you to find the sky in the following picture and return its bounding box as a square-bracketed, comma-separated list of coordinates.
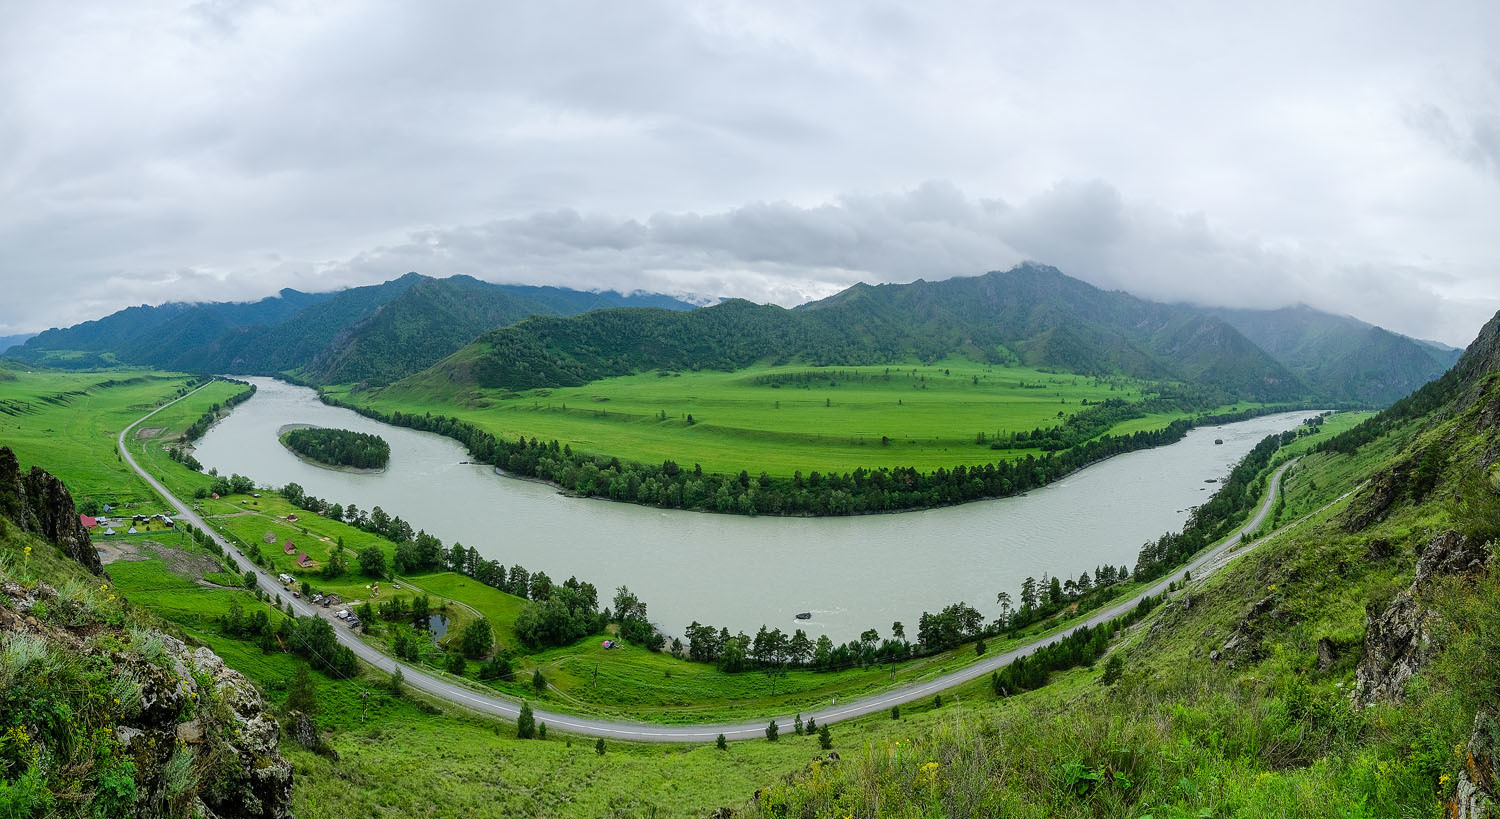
[2, 1, 1497, 346]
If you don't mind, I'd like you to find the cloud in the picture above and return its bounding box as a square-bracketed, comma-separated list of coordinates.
[1, 2, 1498, 348]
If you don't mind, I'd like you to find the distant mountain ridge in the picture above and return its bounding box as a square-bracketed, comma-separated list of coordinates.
[7, 275, 697, 385]
[400, 264, 1305, 403]
[1204, 304, 1462, 406]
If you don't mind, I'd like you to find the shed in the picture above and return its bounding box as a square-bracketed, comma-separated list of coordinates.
[296, 552, 312, 568]
[283, 541, 297, 555]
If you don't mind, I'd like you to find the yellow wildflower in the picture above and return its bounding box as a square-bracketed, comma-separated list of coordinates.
[1441, 774, 1451, 785]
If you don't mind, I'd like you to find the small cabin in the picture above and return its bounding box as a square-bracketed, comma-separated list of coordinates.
[296, 552, 312, 568]
[283, 541, 297, 555]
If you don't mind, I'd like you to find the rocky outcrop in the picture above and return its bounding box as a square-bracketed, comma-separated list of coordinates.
[0, 579, 293, 817]
[1452, 707, 1500, 819]
[1355, 530, 1492, 705]
[0, 445, 102, 574]
[1209, 595, 1301, 669]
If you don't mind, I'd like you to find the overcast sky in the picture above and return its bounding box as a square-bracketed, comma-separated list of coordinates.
[2, 1, 1497, 346]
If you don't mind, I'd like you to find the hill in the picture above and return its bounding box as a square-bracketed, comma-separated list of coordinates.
[1207, 304, 1462, 405]
[404, 263, 1306, 403]
[6, 275, 696, 385]
[740, 307, 1500, 816]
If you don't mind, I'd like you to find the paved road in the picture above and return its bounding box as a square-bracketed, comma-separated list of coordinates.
[118, 384, 1297, 743]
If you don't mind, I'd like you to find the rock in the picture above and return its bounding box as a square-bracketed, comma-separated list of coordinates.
[1366, 537, 1395, 561]
[177, 720, 205, 744]
[1452, 707, 1500, 819]
[0, 572, 294, 817]
[0, 446, 103, 575]
[1356, 530, 1493, 706]
[1316, 637, 1338, 671]
[1414, 530, 1490, 587]
[287, 710, 320, 750]
[1341, 469, 1402, 533]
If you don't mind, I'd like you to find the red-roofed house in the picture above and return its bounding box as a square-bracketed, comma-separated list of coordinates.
[79, 515, 97, 529]
[283, 541, 297, 555]
[296, 552, 312, 568]
[286, 513, 299, 522]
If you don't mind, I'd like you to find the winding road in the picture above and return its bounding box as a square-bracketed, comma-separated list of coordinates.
[118, 383, 1298, 743]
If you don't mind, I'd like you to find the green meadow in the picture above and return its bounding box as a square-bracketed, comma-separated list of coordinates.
[342, 358, 1225, 476]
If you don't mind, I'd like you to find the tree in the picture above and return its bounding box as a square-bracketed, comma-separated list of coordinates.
[286, 664, 317, 716]
[891, 621, 906, 642]
[532, 668, 547, 693]
[818, 723, 832, 750]
[445, 652, 466, 675]
[537, 722, 547, 740]
[1101, 653, 1125, 686]
[890, 705, 900, 720]
[976, 639, 987, 656]
[460, 617, 494, 659]
[805, 716, 816, 735]
[595, 737, 606, 755]
[794, 713, 803, 735]
[765, 720, 779, 741]
[388, 667, 405, 696]
[358, 546, 386, 577]
[716, 733, 727, 751]
[517, 701, 535, 739]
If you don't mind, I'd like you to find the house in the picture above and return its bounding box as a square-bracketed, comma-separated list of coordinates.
[286, 513, 299, 522]
[79, 515, 97, 529]
[296, 552, 312, 568]
[283, 541, 297, 555]
[101, 504, 113, 513]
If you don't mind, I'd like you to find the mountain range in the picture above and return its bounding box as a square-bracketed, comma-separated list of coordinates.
[7, 264, 1460, 405]
[399, 264, 1457, 406]
[7, 274, 695, 385]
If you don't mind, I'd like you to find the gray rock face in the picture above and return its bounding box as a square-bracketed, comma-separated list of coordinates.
[0, 445, 103, 574]
[1355, 530, 1492, 706]
[1453, 708, 1500, 819]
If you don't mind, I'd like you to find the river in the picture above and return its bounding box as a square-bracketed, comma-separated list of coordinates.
[193, 377, 1314, 641]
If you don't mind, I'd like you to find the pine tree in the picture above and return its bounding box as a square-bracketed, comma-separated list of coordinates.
[517, 701, 536, 739]
[595, 737, 606, 755]
[765, 720, 779, 741]
[716, 734, 727, 751]
[818, 723, 832, 750]
[286, 664, 317, 716]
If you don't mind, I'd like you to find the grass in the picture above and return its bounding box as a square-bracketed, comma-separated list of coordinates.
[336, 358, 1241, 476]
[0, 368, 232, 507]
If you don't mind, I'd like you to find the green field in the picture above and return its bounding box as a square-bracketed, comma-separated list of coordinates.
[0, 368, 231, 506]
[343, 358, 1210, 476]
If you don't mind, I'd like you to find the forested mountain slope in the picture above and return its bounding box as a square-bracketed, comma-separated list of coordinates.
[7, 274, 695, 385]
[1208, 304, 1462, 405]
[402, 263, 1306, 403]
